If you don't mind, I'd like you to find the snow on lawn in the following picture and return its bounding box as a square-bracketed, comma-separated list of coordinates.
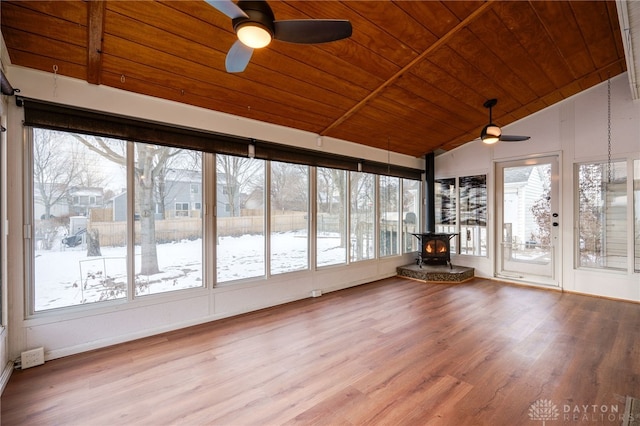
[35, 231, 347, 311]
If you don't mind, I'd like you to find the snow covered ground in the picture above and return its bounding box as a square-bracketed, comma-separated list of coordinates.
[34, 231, 348, 311]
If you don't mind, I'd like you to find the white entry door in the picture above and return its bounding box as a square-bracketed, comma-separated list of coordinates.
[495, 156, 560, 286]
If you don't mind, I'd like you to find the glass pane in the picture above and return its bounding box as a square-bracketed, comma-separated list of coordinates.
[134, 144, 203, 295]
[379, 175, 400, 257]
[270, 162, 309, 274]
[402, 178, 420, 253]
[350, 172, 375, 261]
[635, 160, 640, 272]
[33, 129, 127, 311]
[578, 161, 627, 270]
[216, 154, 265, 282]
[317, 167, 347, 267]
[501, 164, 553, 277]
[459, 175, 487, 256]
[435, 178, 456, 252]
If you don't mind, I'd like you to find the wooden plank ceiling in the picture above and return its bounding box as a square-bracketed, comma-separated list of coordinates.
[1, 0, 626, 158]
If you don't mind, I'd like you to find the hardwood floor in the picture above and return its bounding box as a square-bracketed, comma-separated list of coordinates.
[2, 277, 639, 425]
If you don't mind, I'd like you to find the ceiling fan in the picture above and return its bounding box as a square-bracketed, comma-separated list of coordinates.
[480, 99, 530, 144]
[206, 0, 353, 73]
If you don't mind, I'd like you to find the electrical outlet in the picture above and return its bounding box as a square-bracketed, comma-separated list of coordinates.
[21, 347, 45, 369]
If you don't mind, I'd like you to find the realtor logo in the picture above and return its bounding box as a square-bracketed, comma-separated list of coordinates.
[529, 399, 560, 425]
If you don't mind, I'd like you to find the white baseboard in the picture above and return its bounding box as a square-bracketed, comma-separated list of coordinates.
[0, 360, 14, 395]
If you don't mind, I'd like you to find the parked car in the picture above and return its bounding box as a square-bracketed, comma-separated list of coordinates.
[62, 228, 86, 248]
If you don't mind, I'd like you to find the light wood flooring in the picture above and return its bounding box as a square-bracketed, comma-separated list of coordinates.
[2, 277, 639, 425]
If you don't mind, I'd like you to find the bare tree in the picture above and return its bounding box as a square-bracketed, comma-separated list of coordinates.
[216, 155, 262, 216]
[33, 129, 80, 220]
[317, 168, 346, 247]
[270, 162, 308, 212]
[155, 150, 202, 219]
[72, 135, 181, 275]
[530, 166, 552, 247]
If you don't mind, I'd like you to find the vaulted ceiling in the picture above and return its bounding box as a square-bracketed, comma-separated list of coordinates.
[0, 1, 626, 157]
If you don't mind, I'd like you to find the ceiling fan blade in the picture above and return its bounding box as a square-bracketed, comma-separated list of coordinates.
[274, 20, 352, 44]
[500, 135, 531, 142]
[225, 40, 253, 73]
[204, 0, 248, 19]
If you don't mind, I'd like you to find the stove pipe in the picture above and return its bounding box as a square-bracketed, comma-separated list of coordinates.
[424, 152, 435, 233]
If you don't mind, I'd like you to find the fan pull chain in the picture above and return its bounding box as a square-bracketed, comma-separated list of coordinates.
[52, 64, 58, 98]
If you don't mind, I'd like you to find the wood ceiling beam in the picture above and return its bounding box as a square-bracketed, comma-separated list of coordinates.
[319, 1, 494, 138]
[87, 0, 106, 85]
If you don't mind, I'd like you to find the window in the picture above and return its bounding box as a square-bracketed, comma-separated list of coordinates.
[459, 175, 487, 256]
[175, 202, 189, 217]
[317, 167, 347, 267]
[270, 161, 309, 274]
[30, 130, 205, 311]
[32, 129, 128, 311]
[350, 172, 375, 261]
[435, 178, 456, 253]
[577, 161, 627, 270]
[24, 101, 425, 312]
[379, 175, 400, 257]
[216, 154, 266, 283]
[435, 175, 488, 256]
[133, 143, 204, 296]
[402, 178, 420, 253]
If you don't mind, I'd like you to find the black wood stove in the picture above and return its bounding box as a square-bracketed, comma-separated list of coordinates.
[412, 233, 457, 269]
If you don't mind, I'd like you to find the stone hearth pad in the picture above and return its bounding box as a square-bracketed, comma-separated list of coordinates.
[397, 263, 474, 283]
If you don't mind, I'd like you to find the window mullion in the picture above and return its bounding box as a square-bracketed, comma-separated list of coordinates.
[126, 142, 135, 301]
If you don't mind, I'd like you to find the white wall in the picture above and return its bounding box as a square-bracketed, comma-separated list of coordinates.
[437, 73, 640, 302]
[3, 64, 639, 370]
[3, 65, 423, 363]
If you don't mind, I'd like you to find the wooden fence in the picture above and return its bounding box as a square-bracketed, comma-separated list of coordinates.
[88, 212, 309, 245]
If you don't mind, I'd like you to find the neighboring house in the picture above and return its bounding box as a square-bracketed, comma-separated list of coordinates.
[503, 166, 546, 246]
[108, 192, 127, 222]
[68, 187, 104, 217]
[110, 168, 208, 221]
[216, 173, 240, 218]
[161, 169, 202, 218]
[34, 185, 104, 220]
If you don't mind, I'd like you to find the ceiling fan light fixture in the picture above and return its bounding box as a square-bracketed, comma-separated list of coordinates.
[237, 22, 272, 48]
[481, 124, 501, 144]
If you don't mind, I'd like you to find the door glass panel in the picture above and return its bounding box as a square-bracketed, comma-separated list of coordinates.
[498, 159, 557, 283]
